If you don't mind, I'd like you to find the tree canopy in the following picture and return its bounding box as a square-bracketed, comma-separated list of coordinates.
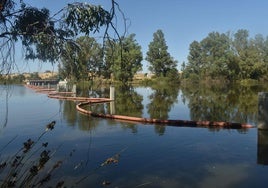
[182, 29, 268, 82]
[2, 1, 268, 84]
[0, 0, 123, 74]
[146, 29, 178, 77]
[104, 33, 143, 83]
[59, 36, 103, 81]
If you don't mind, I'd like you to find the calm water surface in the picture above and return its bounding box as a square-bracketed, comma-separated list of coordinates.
[1, 84, 268, 188]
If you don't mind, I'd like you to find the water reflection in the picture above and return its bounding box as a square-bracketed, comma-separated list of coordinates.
[257, 130, 268, 165]
[112, 85, 143, 133]
[59, 83, 265, 134]
[0, 85, 19, 129]
[59, 85, 144, 133]
[147, 84, 179, 120]
[146, 84, 179, 135]
[181, 84, 263, 127]
[0, 85, 9, 129]
[2, 84, 268, 187]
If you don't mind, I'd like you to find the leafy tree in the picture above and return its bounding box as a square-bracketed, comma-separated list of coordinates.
[185, 32, 235, 81]
[146, 29, 178, 77]
[58, 40, 79, 81]
[183, 41, 203, 79]
[104, 34, 143, 83]
[147, 82, 179, 126]
[60, 36, 103, 81]
[29, 72, 41, 79]
[200, 32, 233, 79]
[184, 29, 268, 82]
[114, 85, 143, 118]
[243, 40, 266, 79]
[233, 29, 249, 56]
[233, 30, 266, 80]
[0, 0, 124, 74]
[232, 29, 250, 79]
[12, 74, 26, 83]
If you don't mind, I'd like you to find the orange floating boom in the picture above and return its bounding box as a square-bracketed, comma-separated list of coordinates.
[76, 101, 255, 129]
[25, 85, 255, 129]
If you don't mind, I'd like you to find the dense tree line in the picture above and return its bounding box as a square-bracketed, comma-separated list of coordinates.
[182, 29, 268, 82]
[2, 1, 267, 85]
[59, 34, 143, 83]
[0, 0, 177, 85]
[58, 29, 178, 84]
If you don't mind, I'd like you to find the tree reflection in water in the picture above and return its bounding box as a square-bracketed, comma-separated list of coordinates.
[59, 82, 266, 134]
[147, 83, 180, 135]
[181, 83, 267, 132]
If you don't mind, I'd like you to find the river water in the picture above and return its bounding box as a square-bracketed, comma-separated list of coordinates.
[0, 84, 268, 188]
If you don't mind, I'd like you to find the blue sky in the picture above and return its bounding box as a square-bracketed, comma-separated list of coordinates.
[18, 0, 268, 73]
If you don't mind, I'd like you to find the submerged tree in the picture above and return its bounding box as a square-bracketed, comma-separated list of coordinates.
[0, 0, 125, 74]
[146, 29, 178, 77]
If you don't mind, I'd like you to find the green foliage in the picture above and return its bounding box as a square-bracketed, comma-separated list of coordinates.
[113, 85, 143, 118]
[59, 34, 143, 84]
[11, 74, 25, 83]
[181, 83, 255, 125]
[14, 7, 63, 62]
[146, 29, 178, 77]
[0, 0, 15, 23]
[59, 36, 103, 81]
[0, 0, 121, 73]
[166, 67, 180, 83]
[183, 29, 268, 82]
[0, 74, 25, 84]
[147, 81, 179, 122]
[104, 34, 143, 83]
[64, 3, 111, 35]
[29, 72, 41, 80]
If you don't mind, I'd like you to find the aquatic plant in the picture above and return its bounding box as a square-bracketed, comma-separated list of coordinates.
[0, 121, 64, 187]
[0, 121, 126, 187]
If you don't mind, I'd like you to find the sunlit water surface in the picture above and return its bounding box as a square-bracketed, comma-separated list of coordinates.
[0, 85, 268, 188]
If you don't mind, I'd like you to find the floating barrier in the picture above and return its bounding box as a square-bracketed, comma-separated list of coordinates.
[76, 101, 254, 129]
[25, 85, 255, 129]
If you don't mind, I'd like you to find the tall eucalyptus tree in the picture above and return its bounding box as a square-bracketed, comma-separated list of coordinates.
[0, 0, 124, 74]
